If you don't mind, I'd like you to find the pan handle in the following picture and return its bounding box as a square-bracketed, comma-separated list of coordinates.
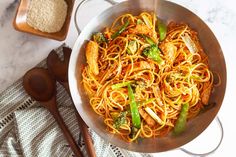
[179, 116, 224, 156]
[74, 0, 118, 35]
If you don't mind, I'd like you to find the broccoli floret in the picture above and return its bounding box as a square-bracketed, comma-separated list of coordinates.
[143, 45, 163, 64]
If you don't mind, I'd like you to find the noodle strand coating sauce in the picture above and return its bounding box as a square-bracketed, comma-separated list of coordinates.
[81, 12, 213, 142]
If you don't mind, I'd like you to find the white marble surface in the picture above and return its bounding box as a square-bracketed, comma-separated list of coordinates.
[0, 0, 236, 156]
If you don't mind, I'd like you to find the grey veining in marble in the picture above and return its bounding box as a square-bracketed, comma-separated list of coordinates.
[0, 0, 77, 92]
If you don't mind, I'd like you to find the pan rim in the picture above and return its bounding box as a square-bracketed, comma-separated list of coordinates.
[68, 0, 227, 153]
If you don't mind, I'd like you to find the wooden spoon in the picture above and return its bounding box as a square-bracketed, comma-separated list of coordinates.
[47, 47, 96, 157]
[23, 68, 84, 157]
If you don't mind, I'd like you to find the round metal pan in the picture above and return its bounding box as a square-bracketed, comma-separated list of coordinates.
[69, 0, 226, 153]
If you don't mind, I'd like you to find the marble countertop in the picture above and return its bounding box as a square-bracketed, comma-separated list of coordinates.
[0, 0, 235, 156]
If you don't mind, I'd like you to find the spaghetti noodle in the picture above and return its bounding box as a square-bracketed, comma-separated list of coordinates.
[81, 12, 213, 142]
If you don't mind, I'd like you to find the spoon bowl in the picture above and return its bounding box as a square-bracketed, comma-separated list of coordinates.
[23, 68, 55, 102]
[47, 47, 71, 82]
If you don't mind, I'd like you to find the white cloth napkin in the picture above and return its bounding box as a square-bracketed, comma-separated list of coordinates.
[13, 105, 110, 157]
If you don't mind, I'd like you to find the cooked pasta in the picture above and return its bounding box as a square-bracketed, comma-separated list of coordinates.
[81, 12, 213, 142]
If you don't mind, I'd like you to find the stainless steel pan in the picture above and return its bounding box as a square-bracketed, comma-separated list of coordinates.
[69, 0, 226, 153]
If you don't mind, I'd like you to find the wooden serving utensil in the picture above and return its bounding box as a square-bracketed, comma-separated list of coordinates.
[47, 47, 96, 157]
[23, 68, 84, 157]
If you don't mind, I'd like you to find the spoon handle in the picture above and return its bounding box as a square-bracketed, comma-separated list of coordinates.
[45, 98, 84, 157]
[62, 82, 96, 157]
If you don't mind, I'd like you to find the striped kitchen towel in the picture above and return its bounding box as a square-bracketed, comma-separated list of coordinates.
[0, 44, 152, 157]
